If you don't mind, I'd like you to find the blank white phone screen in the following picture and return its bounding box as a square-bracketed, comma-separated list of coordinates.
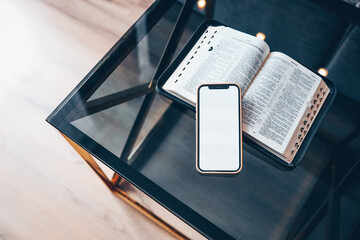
[198, 85, 240, 171]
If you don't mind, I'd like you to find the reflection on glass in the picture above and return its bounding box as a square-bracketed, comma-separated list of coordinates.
[256, 32, 266, 40]
[318, 68, 328, 77]
[197, 0, 206, 9]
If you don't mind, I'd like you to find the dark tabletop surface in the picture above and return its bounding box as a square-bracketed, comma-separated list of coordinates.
[47, 0, 360, 239]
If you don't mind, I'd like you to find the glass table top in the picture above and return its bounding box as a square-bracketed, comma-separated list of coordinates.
[47, 0, 360, 239]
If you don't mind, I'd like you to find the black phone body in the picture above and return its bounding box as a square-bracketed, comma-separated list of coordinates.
[196, 83, 242, 174]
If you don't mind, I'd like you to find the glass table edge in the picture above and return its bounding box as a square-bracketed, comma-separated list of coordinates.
[46, 110, 235, 239]
[45, 0, 235, 239]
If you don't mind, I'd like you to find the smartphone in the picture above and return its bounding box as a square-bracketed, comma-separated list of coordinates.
[196, 83, 242, 174]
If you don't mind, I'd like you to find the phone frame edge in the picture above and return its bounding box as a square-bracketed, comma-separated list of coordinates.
[196, 83, 243, 175]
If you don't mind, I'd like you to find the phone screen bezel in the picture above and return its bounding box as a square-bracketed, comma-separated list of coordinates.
[196, 83, 242, 174]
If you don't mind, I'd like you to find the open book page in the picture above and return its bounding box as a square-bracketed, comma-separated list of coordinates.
[163, 25, 270, 105]
[242, 52, 323, 159]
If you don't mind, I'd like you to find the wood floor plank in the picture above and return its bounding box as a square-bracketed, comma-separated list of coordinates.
[0, 0, 191, 239]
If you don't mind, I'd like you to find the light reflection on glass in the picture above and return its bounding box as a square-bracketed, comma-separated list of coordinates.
[197, 0, 206, 9]
[318, 68, 328, 77]
[256, 32, 266, 40]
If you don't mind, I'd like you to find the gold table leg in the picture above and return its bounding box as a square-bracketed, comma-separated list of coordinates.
[61, 133, 188, 240]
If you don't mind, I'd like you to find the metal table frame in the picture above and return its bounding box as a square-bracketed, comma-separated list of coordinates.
[47, 0, 229, 239]
[46, 0, 360, 239]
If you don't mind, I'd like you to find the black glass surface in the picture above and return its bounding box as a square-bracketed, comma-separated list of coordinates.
[47, 0, 360, 239]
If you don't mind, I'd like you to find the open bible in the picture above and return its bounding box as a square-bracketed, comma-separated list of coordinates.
[156, 21, 335, 165]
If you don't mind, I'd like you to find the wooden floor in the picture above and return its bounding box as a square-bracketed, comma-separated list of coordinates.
[0, 0, 191, 239]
